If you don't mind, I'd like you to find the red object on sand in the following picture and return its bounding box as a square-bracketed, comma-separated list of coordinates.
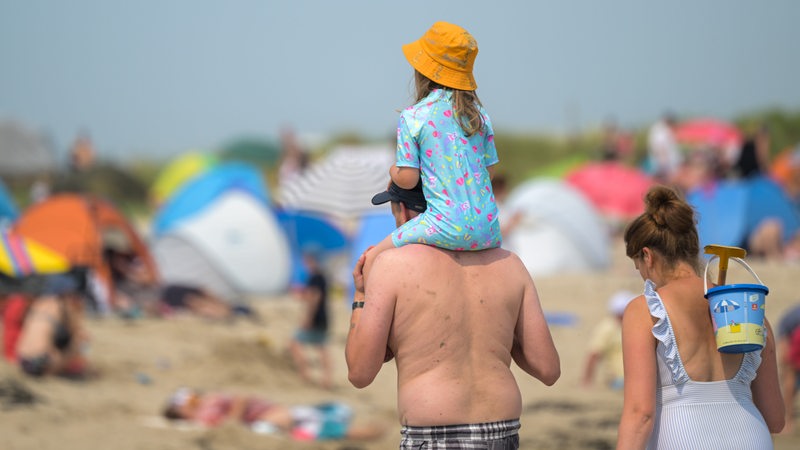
[2, 293, 29, 363]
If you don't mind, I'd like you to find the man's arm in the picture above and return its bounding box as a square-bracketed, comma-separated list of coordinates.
[345, 251, 396, 388]
[510, 262, 560, 386]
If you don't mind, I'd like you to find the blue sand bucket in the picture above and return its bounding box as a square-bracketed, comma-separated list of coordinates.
[704, 256, 768, 353]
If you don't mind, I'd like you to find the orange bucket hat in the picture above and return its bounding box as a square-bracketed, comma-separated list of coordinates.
[402, 22, 478, 91]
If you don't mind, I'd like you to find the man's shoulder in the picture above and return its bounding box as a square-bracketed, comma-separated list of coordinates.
[377, 243, 441, 262]
[380, 244, 518, 265]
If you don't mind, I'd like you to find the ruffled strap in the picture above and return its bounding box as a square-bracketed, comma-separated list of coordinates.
[644, 279, 690, 385]
[733, 335, 764, 383]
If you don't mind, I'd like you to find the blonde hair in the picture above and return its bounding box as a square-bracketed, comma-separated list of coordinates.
[623, 185, 701, 273]
[414, 70, 484, 137]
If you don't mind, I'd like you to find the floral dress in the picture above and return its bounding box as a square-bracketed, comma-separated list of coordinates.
[393, 89, 501, 250]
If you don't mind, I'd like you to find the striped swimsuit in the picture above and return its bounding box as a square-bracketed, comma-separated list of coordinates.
[644, 280, 773, 449]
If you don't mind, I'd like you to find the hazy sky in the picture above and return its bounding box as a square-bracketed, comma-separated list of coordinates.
[1, 1, 799, 161]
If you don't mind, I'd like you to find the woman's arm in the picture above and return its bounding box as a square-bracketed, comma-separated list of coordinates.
[617, 296, 657, 450]
[752, 319, 786, 433]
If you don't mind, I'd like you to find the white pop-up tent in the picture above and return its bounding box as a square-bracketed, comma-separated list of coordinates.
[151, 163, 291, 300]
[502, 179, 611, 277]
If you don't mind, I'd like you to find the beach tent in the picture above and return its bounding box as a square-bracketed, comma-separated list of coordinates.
[275, 210, 349, 288]
[346, 212, 397, 301]
[770, 145, 800, 191]
[743, 177, 800, 243]
[11, 194, 158, 304]
[0, 179, 18, 225]
[0, 121, 57, 176]
[277, 145, 394, 221]
[153, 162, 270, 236]
[687, 176, 800, 251]
[151, 162, 291, 299]
[565, 162, 653, 222]
[502, 179, 611, 276]
[149, 151, 218, 207]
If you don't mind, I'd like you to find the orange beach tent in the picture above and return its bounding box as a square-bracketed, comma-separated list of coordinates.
[12, 194, 158, 304]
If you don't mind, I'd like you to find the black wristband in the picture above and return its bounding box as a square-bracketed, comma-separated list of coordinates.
[352, 301, 365, 310]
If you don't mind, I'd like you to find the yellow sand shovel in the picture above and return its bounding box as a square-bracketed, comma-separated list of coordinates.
[704, 244, 747, 285]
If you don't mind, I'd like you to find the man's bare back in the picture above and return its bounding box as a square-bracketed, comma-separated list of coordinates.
[347, 243, 559, 427]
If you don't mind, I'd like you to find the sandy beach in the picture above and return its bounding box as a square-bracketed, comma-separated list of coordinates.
[2, 238, 799, 450]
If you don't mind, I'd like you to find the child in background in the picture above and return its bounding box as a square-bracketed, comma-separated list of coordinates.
[288, 248, 332, 389]
[582, 290, 634, 390]
[364, 22, 501, 277]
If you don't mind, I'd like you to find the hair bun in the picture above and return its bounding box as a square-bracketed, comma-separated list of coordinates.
[645, 185, 695, 233]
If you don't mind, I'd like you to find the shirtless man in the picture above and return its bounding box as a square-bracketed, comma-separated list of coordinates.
[345, 181, 560, 449]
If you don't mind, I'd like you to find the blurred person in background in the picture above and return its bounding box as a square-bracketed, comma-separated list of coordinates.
[162, 386, 387, 441]
[277, 126, 309, 188]
[289, 248, 332, 389]
[731, 123, 771, 180]
[582, 290, 634, 390]
[777, 303, 800, 434]
[647, 113, 681, 184]
[14, 273, 93, 379]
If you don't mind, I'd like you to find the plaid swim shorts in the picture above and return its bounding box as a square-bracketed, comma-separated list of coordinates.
[400, 419, 520, 449]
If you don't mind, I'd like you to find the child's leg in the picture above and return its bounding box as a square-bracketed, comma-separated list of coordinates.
[361, 235, 395, 288]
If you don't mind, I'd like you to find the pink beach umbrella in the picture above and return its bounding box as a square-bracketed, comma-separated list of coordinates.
[565, 161, 654, 221]
[674, 118, 742, 150]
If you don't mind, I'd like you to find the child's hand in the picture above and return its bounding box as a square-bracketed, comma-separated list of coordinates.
[352, 247, 374, 300]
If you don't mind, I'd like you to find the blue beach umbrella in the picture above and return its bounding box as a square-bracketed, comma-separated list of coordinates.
[276, 209, 349, 287]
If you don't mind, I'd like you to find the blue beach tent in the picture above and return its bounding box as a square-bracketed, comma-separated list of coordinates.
[0, 180, 18, 225]
[151, 162, 291, 298]
[153, 162, 270, 237]
[687, 176, 800, 252]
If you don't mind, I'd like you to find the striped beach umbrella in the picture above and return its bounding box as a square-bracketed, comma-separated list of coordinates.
[277, 145, 394, 220]
[0, 230, 70, 277]
[713, 298, 741, 326]
[713, 299, 740, 313]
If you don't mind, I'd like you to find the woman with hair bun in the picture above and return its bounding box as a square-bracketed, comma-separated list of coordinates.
[616, 185, 785, 449]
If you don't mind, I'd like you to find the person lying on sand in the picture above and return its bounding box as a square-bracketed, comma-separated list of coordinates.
[161, 387, 387, 441]
[14, 274, 93, 379]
